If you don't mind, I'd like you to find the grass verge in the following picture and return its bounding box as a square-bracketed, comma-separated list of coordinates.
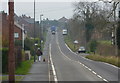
[1, 75, 24, 81]
[86, 55, 120, 67]
[98, 40, 111, 46]
[15, 60, 34, 75]
[64, 36, 79, 52]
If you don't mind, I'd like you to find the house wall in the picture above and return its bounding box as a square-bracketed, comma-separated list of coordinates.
[2, 12, 9, 45]
[1, 12, 23, 47]
[14, 24, 22, 40]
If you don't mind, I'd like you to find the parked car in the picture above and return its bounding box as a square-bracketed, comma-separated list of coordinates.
[62, 29, 67, 35]
[78, 46, 86, 53]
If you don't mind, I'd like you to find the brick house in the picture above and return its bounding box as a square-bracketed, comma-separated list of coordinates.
[0, 11, 27, 47]
[14, 14, 40, 38]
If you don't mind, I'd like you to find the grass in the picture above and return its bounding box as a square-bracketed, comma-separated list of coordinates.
[64, 36, 79, 52]
[1, 50, 34, 82]
[86, 54, 120, 67]
[15, 60, 34, 75]
[1, 75, 24, 81]
[98, 40, 111, 45]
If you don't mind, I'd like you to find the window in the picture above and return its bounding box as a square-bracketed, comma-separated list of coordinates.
[14, 32, 19, 38]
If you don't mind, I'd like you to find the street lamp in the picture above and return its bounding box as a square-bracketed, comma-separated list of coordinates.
[40, 14, 43, 51]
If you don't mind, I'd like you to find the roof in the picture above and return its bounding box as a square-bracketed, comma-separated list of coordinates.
[58, 17, 68, 23]
[23, 18, 34, 24]
[14, 21, 24, 31]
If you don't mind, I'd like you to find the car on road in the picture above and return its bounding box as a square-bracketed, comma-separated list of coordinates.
[52, 30, 55, 35]
[51, 26, 56, 35]
[62, 29, 67, 35]
[78, 46, 86, 53]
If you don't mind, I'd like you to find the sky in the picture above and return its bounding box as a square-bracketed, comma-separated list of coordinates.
[1, 0, 100, 20]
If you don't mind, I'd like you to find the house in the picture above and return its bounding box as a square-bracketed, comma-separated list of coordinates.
[14, 14, 39, 38]
[0, 11, 27, 47]
[58, 17, 68, 23]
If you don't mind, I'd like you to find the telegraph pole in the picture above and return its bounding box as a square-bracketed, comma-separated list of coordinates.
[40, 14, 43, 51]
[34, 0, 36, 62]
[8, 0, 15, 82]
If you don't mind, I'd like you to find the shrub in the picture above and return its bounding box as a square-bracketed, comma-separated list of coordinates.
[24, 38, 33, 50]
[88, 40, 98, 53]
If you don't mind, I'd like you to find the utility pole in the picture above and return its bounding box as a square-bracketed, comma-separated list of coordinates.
[34, 0, 36, 62]
[40, 14, 43, 51]
[117, 3, 120, 55]
[8, 0, 15, 82]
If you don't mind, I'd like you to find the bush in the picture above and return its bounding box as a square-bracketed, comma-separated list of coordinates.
[88, 40, 98, 53]
[24, 38, 34, 50]
[15, 60, 33, 75]
[2, 48, 8, 74]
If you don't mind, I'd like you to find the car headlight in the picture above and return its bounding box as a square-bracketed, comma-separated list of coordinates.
[79, 49, 82, 51]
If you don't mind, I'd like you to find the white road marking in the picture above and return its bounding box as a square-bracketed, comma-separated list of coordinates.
[97, 75, 102, 79]
[65, 43, 77, 55]
[49, 44, 58, 83]
[92, 71, 97, 75]
[82, 64, 85, 66]
[66, 40, 119, 69]
[56, 32, 109, 82]
[84, 66, 88, 69]
[103, 79, 108, 82]
[88, 68, 92, 71]
[103, 63, 120, 69]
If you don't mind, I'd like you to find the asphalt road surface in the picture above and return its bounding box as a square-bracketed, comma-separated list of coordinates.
[48, 28, 119, 83]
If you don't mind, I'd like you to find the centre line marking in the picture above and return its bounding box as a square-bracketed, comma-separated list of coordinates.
[49, 44, 58, 83]
[56, 32, 109, 82]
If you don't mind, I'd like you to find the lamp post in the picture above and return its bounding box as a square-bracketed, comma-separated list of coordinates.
[8, 0, 15, 82]
[40, 14, 43, 51]
[22, 24, 25, 50]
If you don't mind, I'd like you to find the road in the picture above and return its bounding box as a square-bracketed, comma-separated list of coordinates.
[47, 28, 119, 82]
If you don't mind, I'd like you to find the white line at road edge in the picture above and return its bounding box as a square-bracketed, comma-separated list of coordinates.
[65, 42, 120, 69]
[66, 42, 120, 69]
[49, 44, 58, 83]
[56, 32, 108, 82]
[65, 43, 92, 62]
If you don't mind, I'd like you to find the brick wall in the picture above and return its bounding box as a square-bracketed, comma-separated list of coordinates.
[14, 24, 22, 40]
[1, 12, 23, 47]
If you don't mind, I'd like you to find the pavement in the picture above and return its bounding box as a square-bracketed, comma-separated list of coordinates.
[22, 30, 50, 82]
[21, 28, 119, 83]
[22, 61, 49, 81]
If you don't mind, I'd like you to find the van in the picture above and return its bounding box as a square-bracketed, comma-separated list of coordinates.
[62, 29, 67, 35]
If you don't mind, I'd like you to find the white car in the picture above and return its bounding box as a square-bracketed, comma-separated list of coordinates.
[78, 46, 86, 53]
[62, 29, 67, 35]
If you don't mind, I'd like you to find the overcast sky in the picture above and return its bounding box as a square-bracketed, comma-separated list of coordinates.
[1, 0, 99, 20]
